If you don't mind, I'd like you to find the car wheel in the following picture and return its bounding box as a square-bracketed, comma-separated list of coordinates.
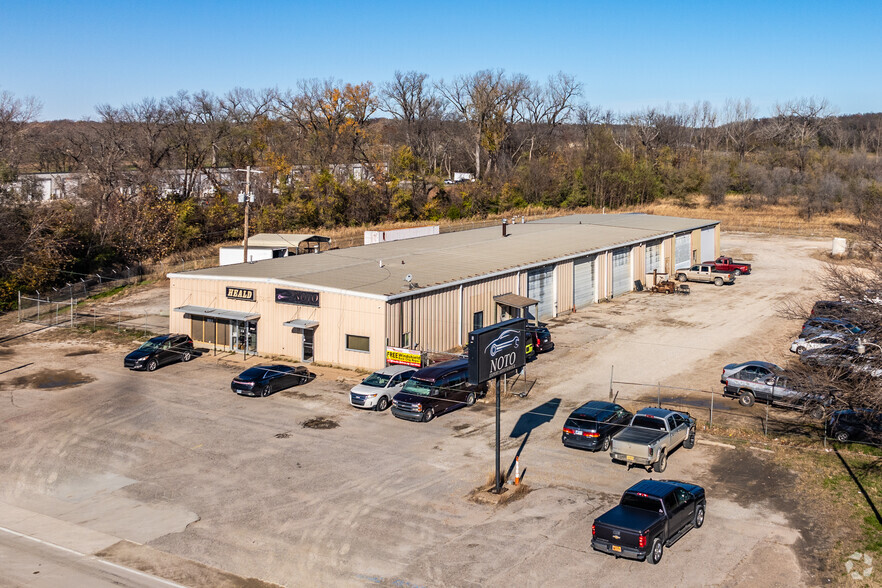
[649, 538, 663, 565]
[835, 431, 849, 442]
[375, 396, 389, 412]
[733, 269, 742, 276]
[262, 383, 273, 397]
[738, 392, 755, 407]
[422, 407, 435, 422]
[182, 350, 192, 362]
[694, 504, 705, 528]
[654, 451, 667, 473]
[808, 406, 824, 420]
[677, 273, 687, 282]
[683, 428, 696, 449]
[465, 392, 476, 407]
[601, 435, 611, 452]
[714, 277, 724, 286]
[796, 346, 806, 354]
[146, 359, 158, 372]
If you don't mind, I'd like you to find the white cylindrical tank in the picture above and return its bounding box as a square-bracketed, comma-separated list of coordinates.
[831, 237, 847, 256]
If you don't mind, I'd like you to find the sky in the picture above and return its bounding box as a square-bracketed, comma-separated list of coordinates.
[4, 0, 882, 121]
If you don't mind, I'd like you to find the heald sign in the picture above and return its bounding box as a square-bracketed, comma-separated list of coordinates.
[225, 287, 255, 301]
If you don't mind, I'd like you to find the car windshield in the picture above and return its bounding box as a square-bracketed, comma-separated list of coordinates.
[621, 493, 664, 513]
[401, 378, 434, 396]
[632, 415, 666, 430]
[138, 340, 163, 351]
[362, 373, 392, 387]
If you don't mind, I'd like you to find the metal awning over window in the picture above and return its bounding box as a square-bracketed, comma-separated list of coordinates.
[174, 305, 260, 322]
[493, 293, 539, 309]
[283, 319, 319, 329]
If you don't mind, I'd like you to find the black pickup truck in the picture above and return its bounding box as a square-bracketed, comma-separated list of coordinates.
[592, 479, 706, 564]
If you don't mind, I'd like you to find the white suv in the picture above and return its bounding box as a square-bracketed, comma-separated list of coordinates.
[350, 365, 417, 411]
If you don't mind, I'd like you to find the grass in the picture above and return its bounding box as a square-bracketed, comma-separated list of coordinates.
[87, 283, 131, 301]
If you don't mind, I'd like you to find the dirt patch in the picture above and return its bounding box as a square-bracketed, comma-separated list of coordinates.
[1, 369, 94, 391]
[274, 432, 291, 439]
[709, 447, 836, 583]
[301, 417, 339, 430]
[0, 347, 14, 358]
[65, 348, 100, 356]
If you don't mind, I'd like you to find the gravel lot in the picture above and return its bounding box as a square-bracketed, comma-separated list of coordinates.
[0, 232, 832, 587]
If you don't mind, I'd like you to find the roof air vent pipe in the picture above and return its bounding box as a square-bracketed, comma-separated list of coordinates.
[502, 218, 508, 237]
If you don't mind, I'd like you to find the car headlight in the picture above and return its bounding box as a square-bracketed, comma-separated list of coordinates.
[135, 357, 146, 362]
[366, 394, 377, 398]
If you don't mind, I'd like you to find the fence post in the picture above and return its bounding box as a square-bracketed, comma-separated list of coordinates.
[17, 291, 21, 323]
[608, 365, 614, 401]
[657, 382, 661, 408]
[709, 389, 714, 427]
[764, 401, 769, 436]
[70, 295, 74, 327]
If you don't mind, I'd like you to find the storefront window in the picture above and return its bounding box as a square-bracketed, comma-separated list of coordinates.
[346, 334, 370, 353]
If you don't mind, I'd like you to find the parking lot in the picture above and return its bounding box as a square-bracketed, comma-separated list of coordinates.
[0, 232, 832, 587]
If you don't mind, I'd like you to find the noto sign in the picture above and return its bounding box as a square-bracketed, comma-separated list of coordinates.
[275, 288, 320, 307]
[467, 318, 527, 385]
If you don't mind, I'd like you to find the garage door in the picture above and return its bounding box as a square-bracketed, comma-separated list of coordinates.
[573, 256, 595, 308]
[700, 227, 715, 263]
[675, 233, 691, 270]
[612, 248, 631, 297]
[645, 240, 663, 274]
[527, 266, 554, 319]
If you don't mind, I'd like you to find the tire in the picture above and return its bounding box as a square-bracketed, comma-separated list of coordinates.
[182, 350, 192, 362]
[654, 450, 667, 473]
[683, 428, 695, 449]
[146, 359, 158, 372]
[465, 392, 476, 407]
[422, 407, 435, 422]
[694, 504, 705, 528]
[733, 269, 742, 277]
[796, 346, 806, 354]
[601, 435, 611, 452]
[375, 396, 389, 412]
[714, 277, 724, 286]
[808, 406, 824, 420]
[835, 431, 849, 442]
[262, 383, 273, 397]
[648, 538, 663, 565]
[738, 392, 755, 407]
[677, 273, 687, 282]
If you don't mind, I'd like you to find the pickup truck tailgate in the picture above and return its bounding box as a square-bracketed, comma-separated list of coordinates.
[610, 427, 665, 460]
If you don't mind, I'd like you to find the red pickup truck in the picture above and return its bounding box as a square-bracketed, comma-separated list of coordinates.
[705, 256, 751, 276]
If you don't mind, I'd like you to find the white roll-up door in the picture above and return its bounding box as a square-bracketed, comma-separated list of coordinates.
[612, 248, 631, 297]
[644, 240, 662, 274]
[527, 266, 554, 319]
[675, 234, 691, 270]
[700, 227, 715, 263]
[573, 256, 595, 308]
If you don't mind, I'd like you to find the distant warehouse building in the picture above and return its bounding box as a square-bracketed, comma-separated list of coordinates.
[168, 213, 719, 371]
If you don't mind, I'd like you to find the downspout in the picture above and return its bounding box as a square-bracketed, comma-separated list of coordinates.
[458, 284, 463, 347]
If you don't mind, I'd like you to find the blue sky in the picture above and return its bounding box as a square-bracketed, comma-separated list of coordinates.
[4, 0, 881, 120]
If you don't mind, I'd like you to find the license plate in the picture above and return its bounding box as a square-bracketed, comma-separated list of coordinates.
[626, 455, 634, 461]
[612, 545, 622, 553]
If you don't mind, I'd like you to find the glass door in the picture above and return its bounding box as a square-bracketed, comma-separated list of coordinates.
[247, 321, 257, 355]
[303, 329, 314, 362]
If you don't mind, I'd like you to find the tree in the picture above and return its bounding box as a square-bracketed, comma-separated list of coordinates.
[0, 90, 42, 180]
[723, 98, 758, 162]
[515, 72, 582, 163]
[771, 97, 834, 172]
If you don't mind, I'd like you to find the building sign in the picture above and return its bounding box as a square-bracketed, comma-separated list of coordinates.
[275, 288, 320, 307]
[467, 318, 527, 384]
[386, 346, 422, 368]
[226, 287, 255, 301]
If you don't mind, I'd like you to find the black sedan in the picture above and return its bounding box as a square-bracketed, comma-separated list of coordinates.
[124, 334, 194, 371]
[231, 364, 310, 397]
[527, 323, 554, 353]
[562, 400, 632, 452]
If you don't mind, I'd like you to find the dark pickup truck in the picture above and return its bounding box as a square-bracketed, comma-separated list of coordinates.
[391, 359, 487, 422]
[592, 479, 706, 565]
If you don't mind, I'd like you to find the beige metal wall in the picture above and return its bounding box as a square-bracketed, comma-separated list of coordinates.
[170, 278, 386, 370]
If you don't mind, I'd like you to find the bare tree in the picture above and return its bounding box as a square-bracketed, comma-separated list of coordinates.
[0, 90, 42, 179]
[771, 97, 835, 172]
[514, 72, 582, 163]
[723, 98, 758, 162]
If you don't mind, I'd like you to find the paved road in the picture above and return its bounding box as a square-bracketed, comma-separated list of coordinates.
[0, 528, 183, 588]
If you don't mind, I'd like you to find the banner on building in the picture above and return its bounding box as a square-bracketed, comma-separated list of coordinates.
[386, 346, 422, 368]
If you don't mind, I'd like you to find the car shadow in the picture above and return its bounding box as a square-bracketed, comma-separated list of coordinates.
[506, 398, 560, 478]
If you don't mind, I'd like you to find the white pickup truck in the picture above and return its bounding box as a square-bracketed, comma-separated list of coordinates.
[609, 407, 696, 472]
[676, 264, 735, 286]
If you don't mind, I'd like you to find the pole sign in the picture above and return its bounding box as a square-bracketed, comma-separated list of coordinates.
[467, 318, 527, 385]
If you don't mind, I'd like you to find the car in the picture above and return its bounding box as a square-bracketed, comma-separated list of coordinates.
[706, 256, 751, 276]
[391, 359, 487, 422]
[231, 364, 310, 397]
[526, 323, 554, 353]
[609, 408, 696, 472]
[723, 372, 833, 418]
[800, 317, 865, 339]
[790, 331, 851, 354]
[675, 264, 735, 286]
[485, 329, 520, 356]
[720, 361, 782, 384]
[829, 409, 882, 444]
[562, 401, 632, 452]
[591, 479, 706, 564]
[800, 343, 882, 377]
[443, 179, 455, 185]
[350, 364, 417, 411]
[124, 334, 194, 371]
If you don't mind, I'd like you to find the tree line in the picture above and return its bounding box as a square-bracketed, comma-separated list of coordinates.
[2, 73, 882, 309]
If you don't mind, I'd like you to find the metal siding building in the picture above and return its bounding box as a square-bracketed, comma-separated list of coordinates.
[168, 213, 720, 370]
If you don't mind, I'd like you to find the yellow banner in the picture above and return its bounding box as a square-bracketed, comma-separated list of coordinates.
[386, 347, 421, 368]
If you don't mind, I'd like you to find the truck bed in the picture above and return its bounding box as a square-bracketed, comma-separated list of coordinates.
[611, 427, 666, 460]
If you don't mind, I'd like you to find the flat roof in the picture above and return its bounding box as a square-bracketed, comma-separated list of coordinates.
[170, 214, 718, 299]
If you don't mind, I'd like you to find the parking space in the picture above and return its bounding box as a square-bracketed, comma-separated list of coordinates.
[0, 232, 830, 586]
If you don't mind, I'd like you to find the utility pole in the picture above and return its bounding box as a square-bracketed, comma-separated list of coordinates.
[237, 166, 263, 263]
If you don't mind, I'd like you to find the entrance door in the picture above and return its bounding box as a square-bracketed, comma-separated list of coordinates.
[247, 321, 257, 355]
[231, 321, 245, 352]
[303, 329, 314, 362]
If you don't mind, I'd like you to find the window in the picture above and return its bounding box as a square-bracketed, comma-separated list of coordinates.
[473, 311, 484, 331]
[346, 334, 370, 353]
[402, 332, 410, 348]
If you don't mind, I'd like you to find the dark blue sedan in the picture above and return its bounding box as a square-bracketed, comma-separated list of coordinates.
[231, 364, 310, 397]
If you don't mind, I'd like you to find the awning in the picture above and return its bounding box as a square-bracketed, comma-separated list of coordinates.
[283, 319, 319, 329]
[174, 305, 260, 322]
[493, 293, 539, 308]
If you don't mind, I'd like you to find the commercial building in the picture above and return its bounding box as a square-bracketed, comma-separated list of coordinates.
[168, 213, 720, 370]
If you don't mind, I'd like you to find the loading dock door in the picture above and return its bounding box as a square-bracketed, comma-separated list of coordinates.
[700, 227, 715, 262]
[612, 248, 631, 297]
[573, 256, 595, 308]
[675, 233, 691, 270]
[527, 266, 554, 319]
